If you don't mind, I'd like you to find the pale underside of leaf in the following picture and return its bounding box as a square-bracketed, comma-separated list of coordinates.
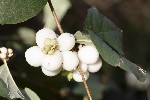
[74, 31, 93, 45]
[0, 64, 24, 99]
[89, 31, 147, 82]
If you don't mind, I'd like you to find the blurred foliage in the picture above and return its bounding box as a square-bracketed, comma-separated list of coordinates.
[0, 0, 150, 100]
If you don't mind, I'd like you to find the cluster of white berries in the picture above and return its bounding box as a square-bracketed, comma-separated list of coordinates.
[25, 28, 102, 82]
[0, 47, 13, 60]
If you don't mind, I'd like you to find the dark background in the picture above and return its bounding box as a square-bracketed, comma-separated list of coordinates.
[0, 0, 150, 100]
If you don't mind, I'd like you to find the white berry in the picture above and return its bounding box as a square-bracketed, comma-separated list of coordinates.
[73, 71, 89, 82]
[62, 51, 79, 71]
[25, 46, 46, 67]
[36, 28, 57, 48]
[42, 50, 63, 71]
[0, 53, 7, 59]
[57, 33, 75, 51]
[88, 58, 102, 73]
[78, 45, 99, 64]
[8, 48, 13, 54]
[42, 67, 62, 76]
[0, 47, 7, 54]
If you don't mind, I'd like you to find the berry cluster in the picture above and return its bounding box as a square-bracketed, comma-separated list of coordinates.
[25, 28, 102, 82]
[0, 47, 13, 59]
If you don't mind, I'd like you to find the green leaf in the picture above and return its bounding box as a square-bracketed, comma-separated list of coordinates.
[84, 7, 124, 55]
[74, 31, 93, 45]
[88, 30, 147, 82]
[22, 88, 40, 100]
[0, 64, 24, 99]
[0, 81, 10, 99]
[0, 0, 48, 24]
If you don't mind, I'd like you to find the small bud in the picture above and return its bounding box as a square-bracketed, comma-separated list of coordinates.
[48, 50, 55, 55]
[50, 39, 57, 46]
[0, 53, 7, 59]
[1, 47, 7, 54]
[43, 45, 51, 53]
[67, 72, 73, 81]
[44, 38, 51, 46]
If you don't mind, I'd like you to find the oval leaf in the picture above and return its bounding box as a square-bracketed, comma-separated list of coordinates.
[84, 7, 124, 55]
[0, 64, 24, 99]
[89, 30, 147, 82]
[0, 0, 47, 24]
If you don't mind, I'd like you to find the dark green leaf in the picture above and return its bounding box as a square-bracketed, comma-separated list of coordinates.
[84, 7, 124, 55]
[0, 64, 24, 99]
[89, 30, 147, 82]
[0, 0, 47, 24]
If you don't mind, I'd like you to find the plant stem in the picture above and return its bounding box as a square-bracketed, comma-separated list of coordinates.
[48, 0, 64, 34]
[77, 66, 92, 100]
[48, 0, 92, 99]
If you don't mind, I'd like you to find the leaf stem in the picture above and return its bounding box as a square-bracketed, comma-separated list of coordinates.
[48, 0, 92, 99]
[48, 0, 64, 34]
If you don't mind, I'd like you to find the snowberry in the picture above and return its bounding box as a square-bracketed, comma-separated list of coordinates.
[25, 46, 45, 67]
[0, 47, 7, 54]
[88, 58, 102, 73]
[62, 51, 79, 71]
[42, 67, 62, 76]
[78, 45, 99, 64]
[42, 50, 63, 71]
[36, 28, 57, 48]
[0, 53, 7, 59]
[57, 33, 75, 51]
[73, 71, 89, 82]
[8, 48, 13, 54]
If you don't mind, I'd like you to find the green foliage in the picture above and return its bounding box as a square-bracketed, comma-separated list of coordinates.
[84, 7, 124, 55]
[83, 7, 147, 82]
[0, 0, 47, 24]
[0, 64, 24, 99]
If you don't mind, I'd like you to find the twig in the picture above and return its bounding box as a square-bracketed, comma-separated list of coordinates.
[48, 0, 64, 34]
[77, 66, 92, 100]
[48, 0, 92, 99]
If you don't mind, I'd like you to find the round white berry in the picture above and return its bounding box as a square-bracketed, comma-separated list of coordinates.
[75, 62, 88, 74]
[42, 50, 63, 71]
[78, 45, 99, 64]
[62, 51, 79, 71]
[0, 53, 7, 59]
[25, 46, 46, 67]
[36, 28, 57, 48]
[57, 33, 75, 51]
[88, 58, 102, 73]
[73, 71, 89, 82]
[0, 47, 7, 54]
[8, 48, 13, 54]
[42, 67, 62, 76]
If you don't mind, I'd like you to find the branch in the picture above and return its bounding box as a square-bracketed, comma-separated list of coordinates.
[48, 0, 92, 99]
[48, 0, 64, 34]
